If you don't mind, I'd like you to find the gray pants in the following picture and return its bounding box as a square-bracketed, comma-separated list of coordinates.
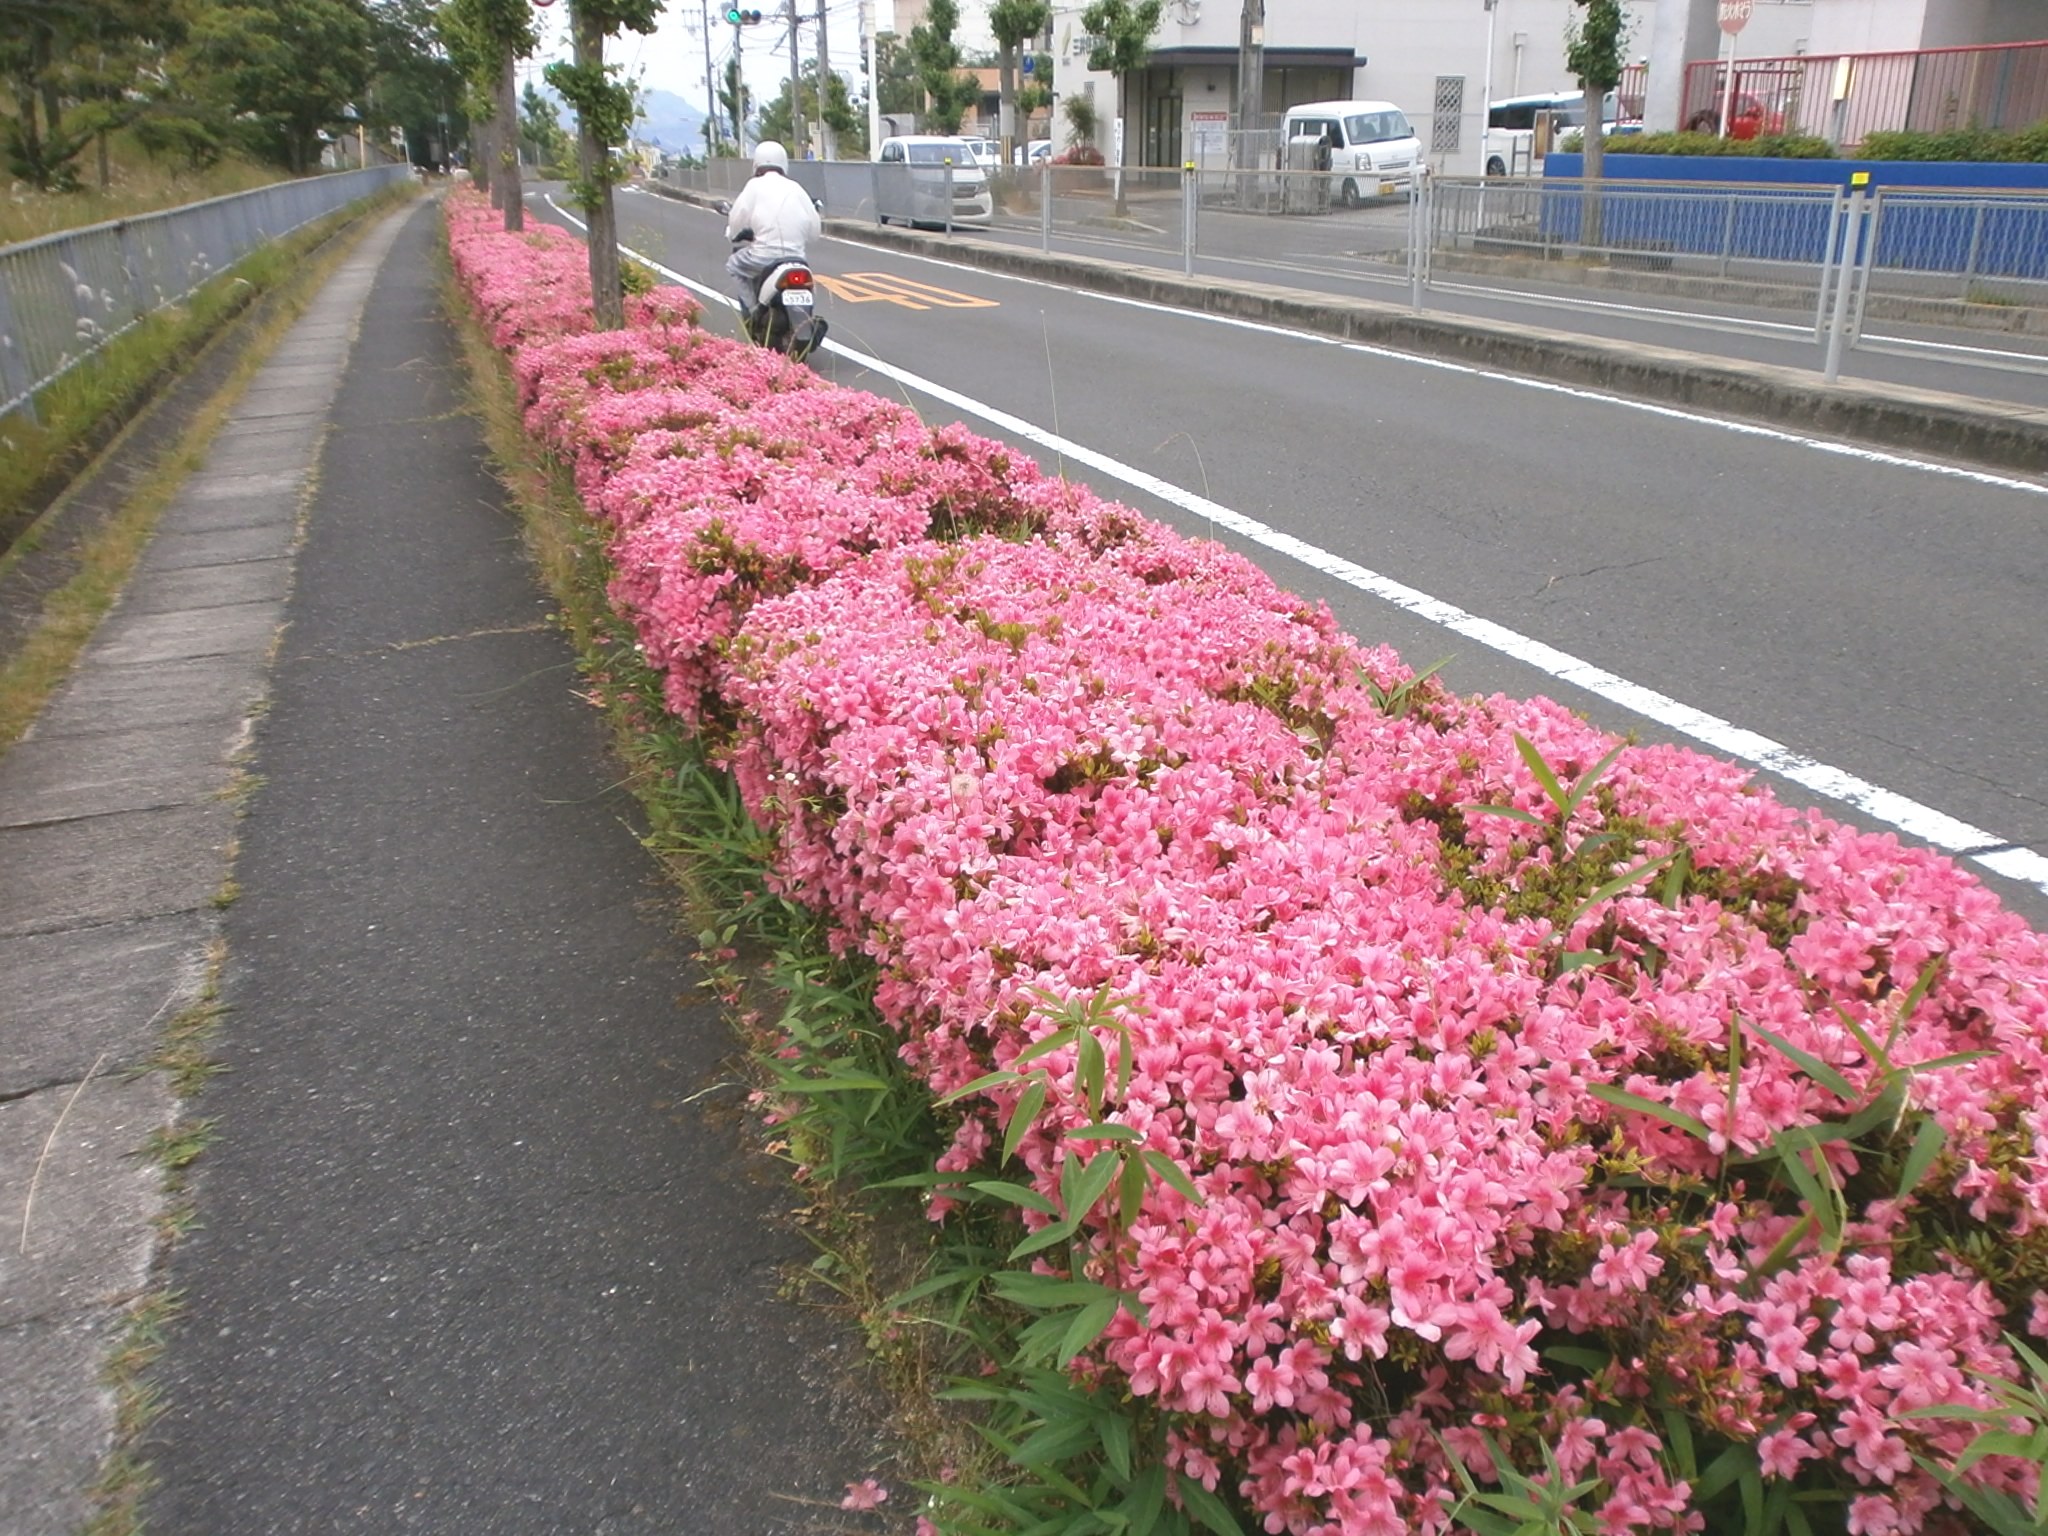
[726, 243, 804, 314]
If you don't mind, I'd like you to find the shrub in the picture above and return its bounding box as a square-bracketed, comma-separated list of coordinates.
[1051, 144, 1105, 167]
[1859, 118, 2048, 163]
[1561, 129, 1838, 158]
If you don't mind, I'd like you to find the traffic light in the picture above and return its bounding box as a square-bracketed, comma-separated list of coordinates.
[724, 6, 762, 21]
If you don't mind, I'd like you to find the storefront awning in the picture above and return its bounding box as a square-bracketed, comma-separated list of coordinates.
[1145, 46, 1367, 71]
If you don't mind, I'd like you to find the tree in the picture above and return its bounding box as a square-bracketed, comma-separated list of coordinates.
[872, 32, 920, 118]
[718, 54, 750, 147]
[441, 0, 535, 228]
[520, 81, 571, 173]
[988, 0, 1047, 163]
[1565, 0, 1627, 245]
[546, 0, 662, 330]
[184, 0, 374, 174]
[368, 0, 466, 170]
[906, 0, 975, 136]
[0, 0, 177, 190]
[760, 60, 860, 156]
[1079, 0, 1158, 213]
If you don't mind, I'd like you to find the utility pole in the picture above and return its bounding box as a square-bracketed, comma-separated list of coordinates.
[702, 0, 719, 154]
[863, 0, 879, 157]
[786, 0, 805, 156]
[1235, 0, 1264, 164]
[816, 0, 833, 159]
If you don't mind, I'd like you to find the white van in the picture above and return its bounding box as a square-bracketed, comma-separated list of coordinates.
[874, 135, 994, 227]
[1278, 100, 1421, 206]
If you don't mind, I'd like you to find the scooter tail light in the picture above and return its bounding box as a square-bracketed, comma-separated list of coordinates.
[777, 268, 813, 289]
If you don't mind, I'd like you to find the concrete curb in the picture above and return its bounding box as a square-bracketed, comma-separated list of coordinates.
[649, 182, 2048, 476]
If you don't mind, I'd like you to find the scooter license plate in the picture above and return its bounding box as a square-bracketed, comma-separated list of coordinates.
[780, 289, 814, 307]
[1379, 181, 1395, 197]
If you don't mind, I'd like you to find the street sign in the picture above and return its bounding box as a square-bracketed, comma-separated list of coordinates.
[1718, 0, 1752, 34]
[1021, 55, 1034, 74]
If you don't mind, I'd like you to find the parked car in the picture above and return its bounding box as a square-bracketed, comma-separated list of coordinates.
[1014, 139, 1053, 167]
[1277, 100, 1421, 205]
[873, 135, 994, 227]
[957, 136, 1000, 172]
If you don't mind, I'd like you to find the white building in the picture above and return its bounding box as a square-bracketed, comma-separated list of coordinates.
[1043, 0, 2043, 174]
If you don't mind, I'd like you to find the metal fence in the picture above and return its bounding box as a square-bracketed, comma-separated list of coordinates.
[643, 160, 2048, 381]
[0, 164, 412, 424]
[1680, 39, 2048, 147]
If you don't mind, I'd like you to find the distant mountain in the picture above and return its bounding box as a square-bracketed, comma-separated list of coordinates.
[635, 89, 710, 152]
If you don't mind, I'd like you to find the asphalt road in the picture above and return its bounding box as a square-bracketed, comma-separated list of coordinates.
[555, 187, 2048, 929]
[968, 197, 2048, 410]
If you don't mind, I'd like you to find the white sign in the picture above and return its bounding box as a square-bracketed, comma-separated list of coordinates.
[1112, 117, 1125, 168]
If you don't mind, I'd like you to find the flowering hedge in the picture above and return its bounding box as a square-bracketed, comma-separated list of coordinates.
[446, 192, 2048, 1536]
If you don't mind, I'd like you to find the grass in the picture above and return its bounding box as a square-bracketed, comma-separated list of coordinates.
[0, 185, 412, 757]
[0, 125, 288, 248]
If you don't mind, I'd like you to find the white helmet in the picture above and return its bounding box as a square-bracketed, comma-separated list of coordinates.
[753, 140, 789, 174]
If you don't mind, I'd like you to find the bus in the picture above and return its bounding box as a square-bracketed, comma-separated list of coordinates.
[1484, 89, 1637, 177]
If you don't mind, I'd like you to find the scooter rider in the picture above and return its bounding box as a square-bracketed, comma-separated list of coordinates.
[724, 140, 822, 321]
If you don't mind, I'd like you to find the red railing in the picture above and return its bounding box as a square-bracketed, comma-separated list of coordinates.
[1679, 39, 2048, 148]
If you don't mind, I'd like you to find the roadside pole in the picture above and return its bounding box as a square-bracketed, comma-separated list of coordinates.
[1182, 161, 1196, 277]
[863, 0, 880, 162]
[1824, 172, 1869, 384]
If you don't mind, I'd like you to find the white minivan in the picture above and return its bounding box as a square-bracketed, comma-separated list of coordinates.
[1278, 100, 1422, 206]
[873, 135, 994, 228]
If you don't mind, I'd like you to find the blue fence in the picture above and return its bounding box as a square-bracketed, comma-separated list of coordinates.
[1536, 155, 2048, 280]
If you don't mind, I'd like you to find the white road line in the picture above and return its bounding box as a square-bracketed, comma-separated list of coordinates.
[551, 195, 2048, 898]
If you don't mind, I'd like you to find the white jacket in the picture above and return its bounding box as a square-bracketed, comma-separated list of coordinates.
[725, 171, 821, 255]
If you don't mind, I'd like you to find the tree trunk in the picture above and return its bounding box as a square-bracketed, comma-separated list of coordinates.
[573, 2, 625, 330]
[1581, 82, 1605, 251]
[472, 121, 492, 195]
[997, 49, 1016, 163]
[97, 129, 110, 189]
[1112, 73, 1127, 217]
[498, 46, 524, 231]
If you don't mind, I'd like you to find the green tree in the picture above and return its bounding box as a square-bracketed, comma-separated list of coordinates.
[1079, 0, 1158, 211]
[1565, 0, 1627, 243]
[759, 60, 860, 156]
[545, 0, 662, 329]
[988, 0, 1047, 162]
[368, 0, 466, 170]
[872, 32, 920, 118]
[718, 54, 750, 147]
[520, 81, 571, 173]
[440, 0, 535, 227]
[0, 0, 178, 190]
[907, 0, 975, 136]
[184, 0, 374, 174]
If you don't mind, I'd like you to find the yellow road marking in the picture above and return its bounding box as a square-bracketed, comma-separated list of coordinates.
[814, 272, 999, 310]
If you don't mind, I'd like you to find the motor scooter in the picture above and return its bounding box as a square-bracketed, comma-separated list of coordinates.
[718, 199, 827, 363]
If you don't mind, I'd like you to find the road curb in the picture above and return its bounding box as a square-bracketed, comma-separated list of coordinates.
[647, 182, 2048, 476]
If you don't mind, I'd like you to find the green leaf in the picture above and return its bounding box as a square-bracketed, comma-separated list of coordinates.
[1068, 1148, 1125, 1221]
[1460, 802, 1551, 829]
[1010, 1216, 1080, 1260]
[1004, 1077, 1049, 1164]
[1745, 1021, 1857, 1102]
[1118, 1465, 1167, 1536]
[1564, 851, 1679, 931]
[1141, 1150, 1206, 1206]
[1173, 1472, 1246, 1536]
[1896, 1117, 1948, 1200]
[1067, 1124, 1142, 1143]
[1078, 1029, 1107, 1117]
[1564, 741, 1628, 819]
[1775, 1130, 1845, 1253]
[1058, 1294, 1121, 1364]
[775, 1071, 891, 1093]
[1693, 1441, 1755, 1503]
[1587, 1082, 1712, 1142]
[1515, 731, 1569, 816]
[1015, 1029, 1080, 1069]
[1659, 844, 1692, 907]
[1661, 1407, 1697, 1480]
[937, 1067, 1023, 1105]
[1560, 949, 1610, 973]
[970, 1179, 1061, 1216]
[1119, 1149, 1149, 1228]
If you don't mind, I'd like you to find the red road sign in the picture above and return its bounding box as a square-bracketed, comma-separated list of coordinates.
[1718, 0, 1752, 34]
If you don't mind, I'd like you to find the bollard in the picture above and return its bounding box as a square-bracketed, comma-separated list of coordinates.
[1182, 161, 1196, 279]
[1041, 163, 1053, 254]
[1823, 174, 1869, 385]
[944, 157, 953, 237]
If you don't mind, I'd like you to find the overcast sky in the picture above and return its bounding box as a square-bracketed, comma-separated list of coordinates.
[519, 0, 969, 124]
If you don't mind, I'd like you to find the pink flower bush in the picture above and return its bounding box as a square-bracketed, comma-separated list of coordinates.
[445, 191, 2048, 1536]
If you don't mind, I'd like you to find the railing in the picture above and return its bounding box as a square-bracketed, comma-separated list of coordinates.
[1680, 39, 2048, 147]
[0, 164, 412, 423]
[639, 162, 2047, 382]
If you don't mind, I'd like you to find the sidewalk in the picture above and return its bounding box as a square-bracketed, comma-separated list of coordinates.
[1, 199, 888, 1533]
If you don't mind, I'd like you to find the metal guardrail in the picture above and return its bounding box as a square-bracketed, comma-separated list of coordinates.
[646, 161, 2047, 380]
[0, 164, 412, 424]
